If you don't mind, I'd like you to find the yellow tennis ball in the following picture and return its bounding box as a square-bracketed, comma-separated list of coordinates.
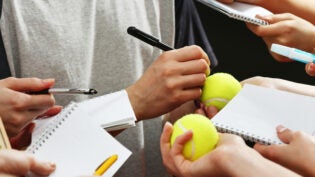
[200, 72, 242, 110]
[170, 114, 219, 161]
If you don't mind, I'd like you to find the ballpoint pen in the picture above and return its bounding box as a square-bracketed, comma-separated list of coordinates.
[31, 88, 98, 95]
[94, 154, 118, 176]
[127, 26, 174, 51]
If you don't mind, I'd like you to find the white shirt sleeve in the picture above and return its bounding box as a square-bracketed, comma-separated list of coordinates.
[77, 90, 137, 130]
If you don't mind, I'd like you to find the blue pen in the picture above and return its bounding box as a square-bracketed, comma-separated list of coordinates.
[271, 43, 315, 64]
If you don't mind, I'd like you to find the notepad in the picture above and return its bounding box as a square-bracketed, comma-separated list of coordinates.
[212, 84, 315, 145]
[196, 0, 272, 25]
[26, 102, 131, 177]
[77, 90, 137, 131]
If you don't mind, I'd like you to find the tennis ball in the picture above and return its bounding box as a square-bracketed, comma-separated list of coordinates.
[170, 114, 219, 161]
[200, 72, 242, 110]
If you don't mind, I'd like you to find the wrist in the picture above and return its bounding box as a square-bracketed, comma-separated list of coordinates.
[125, 85, 145, 121]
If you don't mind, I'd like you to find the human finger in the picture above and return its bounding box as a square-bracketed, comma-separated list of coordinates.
[160, 122, 178, 174]
[24, 94, 56, 110]
[172, 46, 210, 66]
[160, 122, 173, 151]
[276, 125, 294, 144]
[3, 77, 54, 92]
[178, 59, 209, 76]
[30, 159, 56, 176]
[171, 130, 193, 162]
[204, 106, 218, 118]
[305, 63, 315, 77]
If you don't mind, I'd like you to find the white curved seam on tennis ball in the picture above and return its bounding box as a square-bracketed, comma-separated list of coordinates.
[178, 120, 195, 161]
[205, 97, 229, 106]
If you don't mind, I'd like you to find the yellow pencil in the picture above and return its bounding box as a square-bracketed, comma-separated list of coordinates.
[94, 154, 118, 176]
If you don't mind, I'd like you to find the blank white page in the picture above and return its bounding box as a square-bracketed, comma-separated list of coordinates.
[27, 103, 131, 177]
[212, 84, 315, 144]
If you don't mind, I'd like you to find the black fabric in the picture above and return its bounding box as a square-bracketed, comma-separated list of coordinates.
[175, 0, 218, 69]
[195, 1, 315, 85]
[0, 0, 11, 79]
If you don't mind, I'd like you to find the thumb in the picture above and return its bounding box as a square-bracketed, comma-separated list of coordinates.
[205, 106, 219, 118]
[276, 125, 294, 144]
[30, 159, 56, 176]
[5, 78, 55, 92]
[172, 130, 193, 156]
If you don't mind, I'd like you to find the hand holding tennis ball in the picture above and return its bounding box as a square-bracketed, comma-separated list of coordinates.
[200, 72, 242, 110]
[170, 114, 219, 161]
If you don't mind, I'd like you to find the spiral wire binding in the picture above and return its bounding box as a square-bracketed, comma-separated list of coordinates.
[232, 14, 268, 26]
[27, 102, 78, 154]
[214, 123, 279, 145]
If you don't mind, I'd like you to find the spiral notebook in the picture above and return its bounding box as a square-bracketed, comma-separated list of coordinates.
[26, 102, 131, 177]
[212, 84, 315, 145]
[77, 90, 136, 131]
[196, 0, 272, 25]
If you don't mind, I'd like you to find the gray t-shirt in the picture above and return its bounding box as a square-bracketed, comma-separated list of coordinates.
[1, 0, 174, 176]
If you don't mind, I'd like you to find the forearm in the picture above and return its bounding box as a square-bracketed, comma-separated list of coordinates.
[276, 79, 315, 97]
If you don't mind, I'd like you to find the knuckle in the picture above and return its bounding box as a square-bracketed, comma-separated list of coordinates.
[283, 13, 294, 19]
[29, 77, 42, 84]
[282, 22, 295, 34]
[165, 80, 177, 91]
[253, 28, 265, 37]
[264, 148, 280, 160]
[4, 77, 16, 82]
[161, 67, 175, 78]
[191, 45, 204, 58]
[199, 60, 209, 72]
[158, 52, 170, 62]
[10, 94, 31, 110]
[170, 92, 184, 104]
[3, 77, 17, 85]
[196, 74, 207, 85]
[9, 114, 27, 127]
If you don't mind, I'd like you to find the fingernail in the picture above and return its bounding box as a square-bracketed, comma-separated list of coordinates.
[208, 106, 218, 117]
[44, 162, 56, 169]
[165, 121, 172, 127]
[308, 63, 315, 71]
[276, 125, 287, 133]
[163, 121, 173, 131]
[42, 78, 55, 84]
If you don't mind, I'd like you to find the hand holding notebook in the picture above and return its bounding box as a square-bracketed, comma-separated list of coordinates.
[196, 0, 272, 25]
[212, 84, 315, 145]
